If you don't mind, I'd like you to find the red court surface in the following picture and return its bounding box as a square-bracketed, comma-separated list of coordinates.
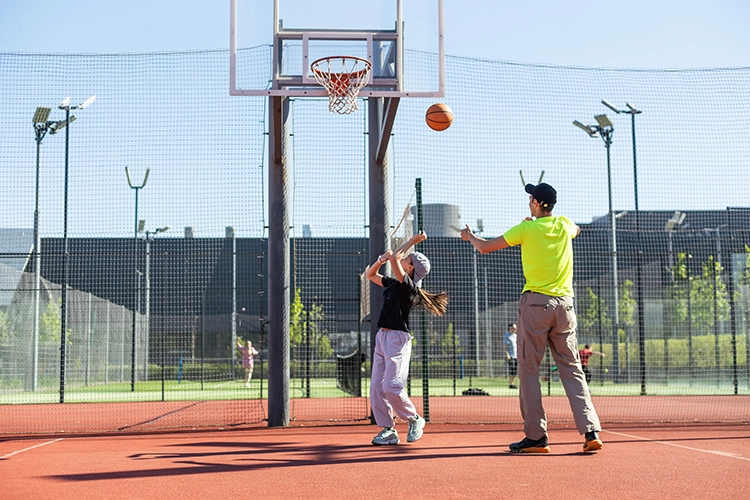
[2, 423, 749, 499]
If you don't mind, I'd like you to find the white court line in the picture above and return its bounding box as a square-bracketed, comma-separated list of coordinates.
[605, 430, 750, 462]
[1, 438, 63, 460]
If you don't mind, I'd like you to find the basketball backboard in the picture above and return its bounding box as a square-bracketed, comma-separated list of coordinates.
[230, 0, 444, 98]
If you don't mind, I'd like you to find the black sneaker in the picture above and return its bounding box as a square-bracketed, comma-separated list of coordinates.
[509, 436, 550, 453]
[583, 431, 603, 452]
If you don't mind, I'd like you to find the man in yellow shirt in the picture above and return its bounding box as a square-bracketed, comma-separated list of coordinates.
[460, 182, 602, 454]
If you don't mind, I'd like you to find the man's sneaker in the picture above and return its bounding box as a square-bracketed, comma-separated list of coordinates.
[509, 436, 550, 453]
[583, 431, 603, 452]
[509, 384, 518, 389]
[372, 427, 400, 445]
[407, 415, 425, 442]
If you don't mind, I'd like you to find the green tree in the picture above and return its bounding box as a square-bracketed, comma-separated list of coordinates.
[580, 287, 611, 336]
[618, 279, 636, 342]
[289, 289, 332, 359]
[40, 299, 65, 343]
[0, 309, 10, 346]
[668, 252, 690, 324]
[440, 322, 462, 357]
[691, 255, 730, 335]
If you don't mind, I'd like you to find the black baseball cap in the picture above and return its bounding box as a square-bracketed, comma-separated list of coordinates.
[525, 183, 557, 208]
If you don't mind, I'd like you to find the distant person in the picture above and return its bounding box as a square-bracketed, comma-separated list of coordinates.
[579, 344, 605, 383]
[504, 323, 518, 389]
[366, 231, 448, 445]
[237, 338, 259, 388]
[460, 182, 603, 453]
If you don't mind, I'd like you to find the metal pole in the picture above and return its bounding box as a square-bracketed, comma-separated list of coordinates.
[687, 263, 694, 383]
[368, 97, 391, 424]
[632, 112, 647, 395]
[145, 234, 151, 378]
[604, 132, 620, 381]
[267, 96, 291, 427]
[713, 232, 721, 386]
[131, 188, 139, 392]
[33, 134, 42, 392]
[473, 251, 480, 377]
[59, 106, 71, 404]
[726, 210, 738, 395]
[231, 229, 237, 376]
[484, 267, 492, 377]
[416, 178, 429, 421]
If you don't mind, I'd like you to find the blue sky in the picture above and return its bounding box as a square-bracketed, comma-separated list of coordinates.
[1, 1, 748, 68]
[1, 1, 749, 239]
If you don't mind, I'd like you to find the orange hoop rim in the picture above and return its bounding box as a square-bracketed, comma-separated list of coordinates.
[310, 55, 372, 82]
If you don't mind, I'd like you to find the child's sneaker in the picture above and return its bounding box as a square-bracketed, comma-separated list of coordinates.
[372, 427, 400, 445]
[407, 415, 425, 442]
[509, 435, 550, 453]
[583, 431, 603, 452]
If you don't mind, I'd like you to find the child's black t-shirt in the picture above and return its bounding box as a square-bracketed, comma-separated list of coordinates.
[377, 275, 419, 333]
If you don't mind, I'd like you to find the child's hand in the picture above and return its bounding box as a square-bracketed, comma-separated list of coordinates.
[414, 231, 427, 243]
[378, 250, 393, 263]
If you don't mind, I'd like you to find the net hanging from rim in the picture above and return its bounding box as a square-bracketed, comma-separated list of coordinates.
[311, 56, 372, 114]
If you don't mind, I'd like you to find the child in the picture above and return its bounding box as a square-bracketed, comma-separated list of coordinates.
[366, 231, 448, 445]
[237, 338, 259, 388]
[579, 344, 605, 384]
[504, 323, 518, 389]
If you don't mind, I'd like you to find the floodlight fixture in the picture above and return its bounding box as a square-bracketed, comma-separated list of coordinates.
[78, 95, 96, 109]
[125, 166, 150, 189]
[601, 99, 622, 114]
[573, 120, 598, 137]
[49, 115, 76, 134]
[33, 107, 51, 124]
[626, 102, 642, 114]
[60, 96, 71, 107]
[157, 226, 170, 234]
[138, 220, 146, 232]
[595, 114, 614, 128]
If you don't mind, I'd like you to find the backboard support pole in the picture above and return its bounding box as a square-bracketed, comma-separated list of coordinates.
[267, 95, 291, 427]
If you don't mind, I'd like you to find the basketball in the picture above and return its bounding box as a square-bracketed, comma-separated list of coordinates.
[425, 103, 453, 131]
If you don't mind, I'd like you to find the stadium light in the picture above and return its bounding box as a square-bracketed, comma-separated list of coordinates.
[125, 167, 150, 392]
[574, 112, 621, 382]
[31, 105, 67, 392]
[573, 120, 598, 137]
[53, 95, 95, 403]
[594, 114, 614, 128]
[603, 99, 645, 393]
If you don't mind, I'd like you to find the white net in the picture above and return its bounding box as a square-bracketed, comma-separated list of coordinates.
[311, 56, 372, 114]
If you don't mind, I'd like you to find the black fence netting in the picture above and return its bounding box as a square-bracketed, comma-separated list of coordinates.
[1, 47, 749, 433]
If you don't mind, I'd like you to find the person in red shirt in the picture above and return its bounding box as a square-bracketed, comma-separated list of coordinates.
[579, 344, 605, 384]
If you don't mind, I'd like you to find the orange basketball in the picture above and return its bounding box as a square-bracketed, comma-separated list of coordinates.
[425, 103, 453, 131]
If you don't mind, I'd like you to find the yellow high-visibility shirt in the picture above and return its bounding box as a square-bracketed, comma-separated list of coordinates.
[503, 215, 578, 297]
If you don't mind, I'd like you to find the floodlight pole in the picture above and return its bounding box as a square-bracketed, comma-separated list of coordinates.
[126, 167, 150, 392]
[55, 95, 95, 403]
[603, 100, 645, 393]
[574, 116, 621, 381]
[31, 107, 63, 392]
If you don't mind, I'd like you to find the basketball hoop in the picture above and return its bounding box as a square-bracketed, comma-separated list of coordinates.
[311, 56, 372, 115]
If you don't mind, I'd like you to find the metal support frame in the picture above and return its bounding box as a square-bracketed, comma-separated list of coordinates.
[267, 96, 291, 427]
[368, 96, 392, 424]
